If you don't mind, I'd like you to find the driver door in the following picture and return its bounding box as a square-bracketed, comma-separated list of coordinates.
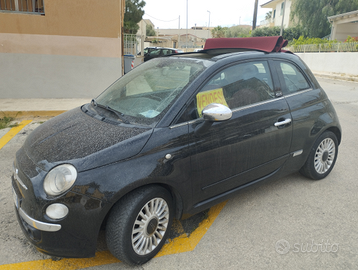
[187, 60, 293, 203]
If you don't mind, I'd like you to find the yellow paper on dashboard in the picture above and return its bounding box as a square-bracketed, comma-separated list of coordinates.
[196, 88, 229, 117]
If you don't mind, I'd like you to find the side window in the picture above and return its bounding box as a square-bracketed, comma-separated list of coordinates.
[202, 61, 275, 111]
[149, 49, 161, 57]
[176, 61, 275, 123]
[279, 62, 310, 93]
[162, 49, 170, 55]
[0, 0, 44, 13]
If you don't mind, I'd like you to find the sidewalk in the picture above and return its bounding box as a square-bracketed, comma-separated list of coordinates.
[0, 98, 90, 119]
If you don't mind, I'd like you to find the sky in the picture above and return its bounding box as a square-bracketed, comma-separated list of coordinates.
[142, 0, 272, 29]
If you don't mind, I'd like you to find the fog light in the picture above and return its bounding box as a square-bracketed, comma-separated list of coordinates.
[46, 203, 69, 220]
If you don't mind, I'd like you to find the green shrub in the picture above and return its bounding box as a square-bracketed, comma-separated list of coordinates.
[0, 116, 16, 129]
[251, 26, 305, 41]
[345, 36, 358, 42]
[288, 36, 340, 47]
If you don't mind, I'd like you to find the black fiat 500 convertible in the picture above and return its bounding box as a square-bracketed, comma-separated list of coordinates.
[12, 37, 341, 265]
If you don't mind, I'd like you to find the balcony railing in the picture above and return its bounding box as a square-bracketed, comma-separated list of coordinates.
[260, 18, 273, 26]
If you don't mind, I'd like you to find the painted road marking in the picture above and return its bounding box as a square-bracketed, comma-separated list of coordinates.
[0, 120, 32, 150]
[0, 201, 227, 270]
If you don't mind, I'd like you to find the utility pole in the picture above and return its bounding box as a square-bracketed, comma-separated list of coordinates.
[186, 0, 188, 51]
[280, 0, 286, 36]
[178, 15, 180, 49]
[252, 0, 258, 30]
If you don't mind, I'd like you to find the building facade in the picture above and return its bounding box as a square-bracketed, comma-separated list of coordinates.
[328, 10, 358, 41]
[0, 0, 125, 98]
[260, 0, 294, 29]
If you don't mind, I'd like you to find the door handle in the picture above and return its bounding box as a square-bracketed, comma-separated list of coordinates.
[274, 118, 292, 127]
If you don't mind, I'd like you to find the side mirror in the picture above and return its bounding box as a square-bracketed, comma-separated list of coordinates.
[202, 103, 232, 122]
[195, 103, 232, 136]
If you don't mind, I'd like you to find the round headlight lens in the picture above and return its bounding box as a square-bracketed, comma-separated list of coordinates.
[43, 164, 77, 196]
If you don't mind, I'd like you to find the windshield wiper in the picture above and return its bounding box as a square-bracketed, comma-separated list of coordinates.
[105, 106, 130, 124]
[91, 98, 98, 107]
[91, 99, 130, 124]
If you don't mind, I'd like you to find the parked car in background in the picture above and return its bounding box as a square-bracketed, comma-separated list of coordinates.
[12, 36, 341, 266]
[143, 47, 183, 61]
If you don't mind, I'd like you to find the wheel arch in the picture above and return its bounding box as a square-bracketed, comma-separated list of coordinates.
[100, 182, 184, 230]
[325, 126, 342, 145]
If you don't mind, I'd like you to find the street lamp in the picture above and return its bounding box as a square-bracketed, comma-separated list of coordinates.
[207, 10, 211, 28]
[207, 10, 211, 38]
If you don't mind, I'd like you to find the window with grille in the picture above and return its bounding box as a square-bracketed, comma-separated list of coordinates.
[0, 0, 44, 14]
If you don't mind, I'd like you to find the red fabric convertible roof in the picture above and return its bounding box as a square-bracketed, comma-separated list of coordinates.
[203, 36, 288, 53]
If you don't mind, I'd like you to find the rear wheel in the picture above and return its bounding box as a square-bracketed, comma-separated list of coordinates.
[300, 131, 338, 180]
[106, 186, 173, 265]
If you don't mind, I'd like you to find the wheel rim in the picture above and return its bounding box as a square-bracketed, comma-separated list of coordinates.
[131, 198, 169, 255]
[314, 138, 336, 174]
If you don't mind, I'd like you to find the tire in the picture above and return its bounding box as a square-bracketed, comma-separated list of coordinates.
[299, 131, 338, 180]
[106, 186, 173, 265]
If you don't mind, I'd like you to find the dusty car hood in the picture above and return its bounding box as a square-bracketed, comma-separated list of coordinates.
[23, 107, 152, 171]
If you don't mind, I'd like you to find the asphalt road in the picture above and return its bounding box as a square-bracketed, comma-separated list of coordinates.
[0, 77, 357, 269]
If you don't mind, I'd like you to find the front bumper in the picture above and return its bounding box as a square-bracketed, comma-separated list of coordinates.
[14, 202, 96, 258]
[18, 207, 61, 232]
[12, 173, 105, 258]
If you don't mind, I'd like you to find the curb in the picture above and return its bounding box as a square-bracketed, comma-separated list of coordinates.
[2, 110, 66, 119]
[313, 73, 358, 83]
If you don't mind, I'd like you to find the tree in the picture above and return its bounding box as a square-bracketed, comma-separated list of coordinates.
[124, 0, 146, 34]
[251, 26, 304, 41]
[211, 26, 229, 38]
[226, 26, 251, 38]
[146, 24, 156, 36]
[251, 26, 281, 37]
[265, 11, 272, 20]
[211, 25, 251, 38]
[291, 0, 358, 38]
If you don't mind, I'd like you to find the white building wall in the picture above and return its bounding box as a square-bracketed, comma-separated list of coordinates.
[333, 23, 358, 41]
[272, 0, 292, 28]
[0, 33, 122, 99]
[297, 52, 358, 77]
[156, 29, 212, 39]
[0, 53, 121, 99]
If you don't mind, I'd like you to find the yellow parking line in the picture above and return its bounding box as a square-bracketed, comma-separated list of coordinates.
[0, 120, 32, 150]
[0, 201, 227, 270]
[156, 200, 228, 256]
[0, 251, 119, 270]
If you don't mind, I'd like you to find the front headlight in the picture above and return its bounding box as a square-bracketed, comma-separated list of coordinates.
[43, 164, 77, 196]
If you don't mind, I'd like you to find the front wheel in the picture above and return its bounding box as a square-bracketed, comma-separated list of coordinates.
[300, 131, 338, 180]
[106, 186, 173, 265]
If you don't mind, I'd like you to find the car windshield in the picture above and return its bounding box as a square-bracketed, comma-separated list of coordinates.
[95, 57, 210, 126]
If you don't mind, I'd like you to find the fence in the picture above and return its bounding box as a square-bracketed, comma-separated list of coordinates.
[288, 42, 358, 53]
[123, 34, 142, 55]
